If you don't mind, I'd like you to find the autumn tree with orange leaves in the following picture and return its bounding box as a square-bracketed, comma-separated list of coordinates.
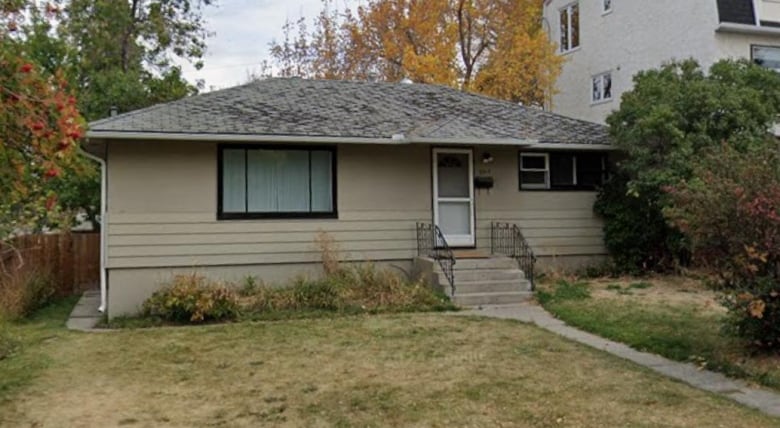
[269, 0, 562, 107]
[1, 2, 85, 239]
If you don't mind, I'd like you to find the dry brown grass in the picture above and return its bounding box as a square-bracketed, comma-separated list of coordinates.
[2, 314, 779, 427]
[0, 267, 55, 320]
[314, 230, 341, 276]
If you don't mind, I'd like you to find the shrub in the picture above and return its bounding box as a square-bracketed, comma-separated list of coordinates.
[600, 59, 780, 272]
[667, 143, 780, 349]
[245, 263, 451, 314]
[0, 268, 56, 320]
[290, 278, 341, 310]
[142, 274, 240, 323]
[594, 173, 688, 273]
[721, 279, 780, 349]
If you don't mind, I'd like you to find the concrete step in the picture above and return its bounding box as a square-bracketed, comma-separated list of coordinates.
[455, 279, 533, 294]
[435, 268, 526, 282]
[453, 291, 533, 307]
[451, 257, 518, 270]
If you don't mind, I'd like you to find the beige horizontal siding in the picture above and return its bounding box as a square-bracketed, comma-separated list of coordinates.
[106, 141, 608, 269]
[108, 250, 416, 269]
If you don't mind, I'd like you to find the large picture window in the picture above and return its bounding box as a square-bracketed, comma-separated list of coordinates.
[520, 151, 608, 190]
[219, 146, 336, 219]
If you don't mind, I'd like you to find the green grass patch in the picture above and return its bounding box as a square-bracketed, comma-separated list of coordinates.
[629, 282, 653, 290]
[539, 288, 780, 390]
[536, 280, 591, 305]
[0, 296, 79, 399]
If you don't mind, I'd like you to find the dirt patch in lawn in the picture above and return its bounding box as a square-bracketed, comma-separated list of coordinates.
[586, 275, 725, 313]
[1, 314, 779, 427]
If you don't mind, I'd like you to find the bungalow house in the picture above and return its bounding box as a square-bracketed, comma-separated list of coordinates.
[83, 78, 611, 317]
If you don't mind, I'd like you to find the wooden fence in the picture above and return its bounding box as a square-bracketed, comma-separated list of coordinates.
[0, 233, 100, 296]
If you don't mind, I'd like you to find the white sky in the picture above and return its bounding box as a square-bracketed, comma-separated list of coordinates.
[178, 0, 325, 91]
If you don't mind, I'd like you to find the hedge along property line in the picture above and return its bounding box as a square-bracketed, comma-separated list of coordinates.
[1, 233, 100, 297]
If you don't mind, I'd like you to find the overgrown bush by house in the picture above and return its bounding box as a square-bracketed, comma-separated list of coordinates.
[142, 274, 240, 323]
[133, 232, 452, 327]
[0, 268, 56, 320]
[599, 59, 780, 273]
[666, 143, 780, 349]
[245, 263, 452, 314]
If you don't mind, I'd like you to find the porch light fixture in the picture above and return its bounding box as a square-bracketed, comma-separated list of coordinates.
[482, 152, 494, 164]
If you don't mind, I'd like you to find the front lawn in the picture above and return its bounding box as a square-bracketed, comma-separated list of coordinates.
[538, 276, 780, 391]
[1, 299, 779, 426]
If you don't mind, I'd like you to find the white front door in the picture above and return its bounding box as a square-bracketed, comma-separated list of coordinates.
[433, 148, 475, 247]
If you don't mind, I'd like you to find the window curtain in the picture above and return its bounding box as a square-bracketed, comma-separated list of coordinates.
[247, 150, 310, 212]
[222, 149, 246, 212]
[310, 151, 333, 212]
[276, 150, 310, 212]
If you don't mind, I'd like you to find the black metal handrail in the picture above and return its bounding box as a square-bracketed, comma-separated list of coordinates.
[416, 222, 456, 296]
[490, 222, 536, 289]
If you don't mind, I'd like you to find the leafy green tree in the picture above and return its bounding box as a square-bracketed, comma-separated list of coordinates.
[596, 59, 780, 272]
[13, 0, 214, 230]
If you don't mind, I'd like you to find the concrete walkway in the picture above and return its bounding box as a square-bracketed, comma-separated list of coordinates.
[458, 303, 780, 418]
[66, 290, 103, 331]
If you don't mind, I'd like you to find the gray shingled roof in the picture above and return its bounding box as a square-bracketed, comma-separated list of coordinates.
[88, 77, 608, 145]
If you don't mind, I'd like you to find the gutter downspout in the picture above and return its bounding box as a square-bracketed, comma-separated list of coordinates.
[79, 148, 107, 313]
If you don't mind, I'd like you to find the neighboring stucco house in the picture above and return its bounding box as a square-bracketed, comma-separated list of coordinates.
[543, 0, 780, 124]
[84, 78, 610, 317]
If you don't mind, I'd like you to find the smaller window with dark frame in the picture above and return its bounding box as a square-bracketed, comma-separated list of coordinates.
[520, 151, 608, 190]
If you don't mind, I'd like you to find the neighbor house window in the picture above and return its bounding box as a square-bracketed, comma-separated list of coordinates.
[752, 45, 780, 72]
[219, 146, 336, 219]
[603, 0, 612, 13]
[592, 72, 612, 103]
[520, 152, 608, 190]
[559, 3, 580, 53]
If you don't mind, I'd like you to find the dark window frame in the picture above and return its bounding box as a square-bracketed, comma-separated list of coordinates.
[518, 150, 609, 191]
[217, 144, 338, 220]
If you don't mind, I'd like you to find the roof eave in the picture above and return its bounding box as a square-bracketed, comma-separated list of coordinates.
[85, 130, 612, 149]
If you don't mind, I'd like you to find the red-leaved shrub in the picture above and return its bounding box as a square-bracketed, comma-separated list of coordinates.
[666, 143, 780, 349]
